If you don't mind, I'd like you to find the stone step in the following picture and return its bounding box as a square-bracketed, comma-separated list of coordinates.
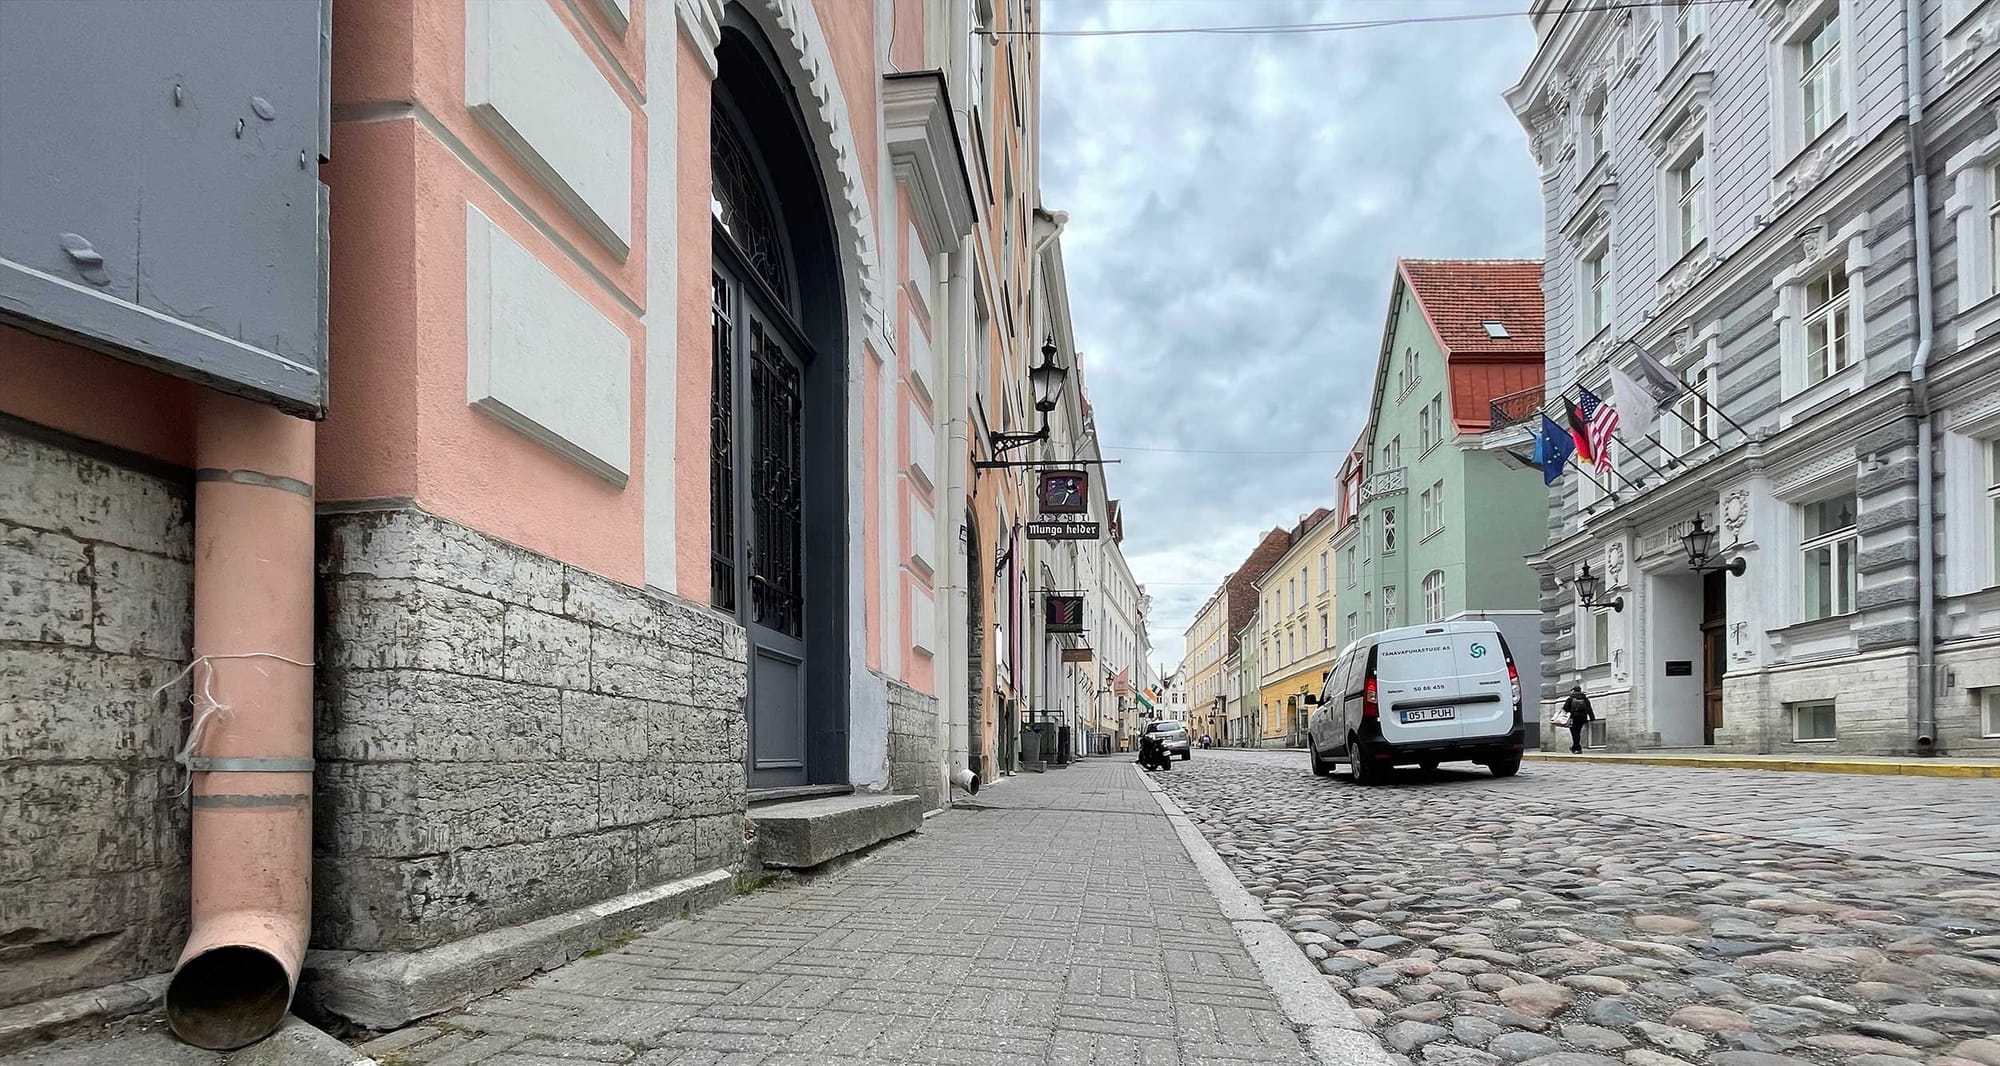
[749, 792, 923, 869]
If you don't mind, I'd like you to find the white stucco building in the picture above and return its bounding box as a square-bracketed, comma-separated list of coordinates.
[1505, 0, 2000, 756]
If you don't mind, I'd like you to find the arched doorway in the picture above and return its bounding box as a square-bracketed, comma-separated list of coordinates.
[711, 11, 848, 791]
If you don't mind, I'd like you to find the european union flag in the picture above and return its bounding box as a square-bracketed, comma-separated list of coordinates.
[1537, 414, 1575, 487]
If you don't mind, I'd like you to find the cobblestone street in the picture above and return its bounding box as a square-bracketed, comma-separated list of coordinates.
[1156, 749, 2000, 1066]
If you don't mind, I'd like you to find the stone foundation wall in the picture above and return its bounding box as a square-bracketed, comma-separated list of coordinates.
[314, 506, 748, 953]
[1937, 641, 2000, 757]
[1718, 653, 1917, 754]
[0, 428, 193, 1006]
[885, 679, 939, 811]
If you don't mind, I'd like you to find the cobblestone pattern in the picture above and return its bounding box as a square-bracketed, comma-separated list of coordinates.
[0, 429, 193, 1007]
[1159, 750, 2000, 1066]
[315, 506, 750, 953]
[355, 759, 1319, 1066]
[885, 679, 940, 812]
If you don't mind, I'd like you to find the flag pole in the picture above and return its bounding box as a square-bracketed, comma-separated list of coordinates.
[1614, 339, 1752, 441]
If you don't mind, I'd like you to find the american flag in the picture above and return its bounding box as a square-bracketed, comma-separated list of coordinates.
[1578, 387, 1619, 471]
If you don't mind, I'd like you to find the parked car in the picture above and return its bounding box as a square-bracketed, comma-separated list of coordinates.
[1304, 621, 1524, 783]
[1142, 719, 1192, 761]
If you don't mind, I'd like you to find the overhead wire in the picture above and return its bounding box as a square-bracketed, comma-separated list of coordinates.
[999, 0, 1742, 37]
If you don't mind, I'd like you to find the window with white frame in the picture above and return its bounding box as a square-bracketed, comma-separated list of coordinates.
[1417, 403, 1435, 454]
[1382, 586, 1397, 628]
[1422, 479, 1444, 537]
[1988, 438, 2000, 585]
[1402, 347, 1418, 398]
[1583, 608, 1611, 667]
[1383, 507, 1398, 554]
[1346, 612, 1358, 641]
[1984, 689, 2000, 738]
[1667, 354, 1712, 458]
[1673, 0, 1705, 54]
[1583, 95, 1607, 166]
[1422, 570, 1445, 622]
[1804, 265, 1852, 385]
[1319, 550, 1329, 591]
[1345, 545, 1357, 586]
[1670, 139, 1707, 257]
[1799, 10, 1844, 144]
[1319, 612, 1329, 649]
[1387, 435, 1403, 470]
[1582, 242, 1610, 337]
[1800, 491, 1858, 621]
[1988, 169, 2000, 295]
[1428, 394, 1446, 449]
[1791, 700, 1837, 741]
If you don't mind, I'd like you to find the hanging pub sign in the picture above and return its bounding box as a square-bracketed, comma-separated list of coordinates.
[1045, 594, 1085, 633]
[1037, 469, 1089, 514]
[1027, 518, 1100, 540]
[1061, 647, 1094, 663]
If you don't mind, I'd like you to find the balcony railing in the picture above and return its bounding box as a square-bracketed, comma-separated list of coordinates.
[1360, 467, 1406, 502]
[1489, 384, 1546, 431]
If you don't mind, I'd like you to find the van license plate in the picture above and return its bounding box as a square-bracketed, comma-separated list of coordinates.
[1401, 707, 1456, 723]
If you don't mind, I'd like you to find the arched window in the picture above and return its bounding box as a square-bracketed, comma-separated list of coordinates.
[1422, 570, 1446, 623]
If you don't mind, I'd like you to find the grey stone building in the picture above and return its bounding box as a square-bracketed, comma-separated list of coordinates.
[1503, 0, 2000, 756]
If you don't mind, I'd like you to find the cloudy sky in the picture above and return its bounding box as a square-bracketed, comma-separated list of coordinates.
[1039, 0, 1545, 671]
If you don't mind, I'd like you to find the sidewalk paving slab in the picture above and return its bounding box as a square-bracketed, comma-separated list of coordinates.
[355, 757, 1384, 1066]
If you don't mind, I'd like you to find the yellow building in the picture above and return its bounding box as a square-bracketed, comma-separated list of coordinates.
[1253, 509, 1339, 746]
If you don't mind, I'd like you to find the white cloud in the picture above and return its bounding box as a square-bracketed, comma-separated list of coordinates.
[1042, 0, 1544, 668]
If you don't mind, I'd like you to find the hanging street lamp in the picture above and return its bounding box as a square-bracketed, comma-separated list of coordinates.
[1681, 513, 1747, 576]
[1574, 562, 1623, 613]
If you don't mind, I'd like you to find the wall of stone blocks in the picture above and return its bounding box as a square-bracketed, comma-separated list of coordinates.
[1720, 652, 1917, 754]
[884, 679, 939, 811]
[1930, 642, 2000, 757]
[313, 506, 749, 953]
[0, 428, 193, 1007]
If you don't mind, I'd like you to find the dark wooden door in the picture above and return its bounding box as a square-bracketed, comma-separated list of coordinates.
[1701, 571, 1726, 745]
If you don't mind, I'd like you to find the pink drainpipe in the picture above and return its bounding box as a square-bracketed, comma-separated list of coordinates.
[165, 390, 316, 1050]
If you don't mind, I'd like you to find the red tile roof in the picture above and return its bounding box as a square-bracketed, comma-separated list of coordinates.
[1397, 259, 1545, 433]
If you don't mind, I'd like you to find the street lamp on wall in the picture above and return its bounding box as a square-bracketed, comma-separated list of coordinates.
[983, 337, 1070, 462]
[1681, 513, 1747, 576]
[1574, 562, 1623, 613]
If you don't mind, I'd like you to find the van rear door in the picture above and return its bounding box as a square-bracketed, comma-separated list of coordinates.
[1373, 630, 1466, 744]
[1450, 627, 1513, 742]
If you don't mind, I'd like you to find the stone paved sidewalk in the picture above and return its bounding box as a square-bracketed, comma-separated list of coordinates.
[357, 758, 1326, 1066]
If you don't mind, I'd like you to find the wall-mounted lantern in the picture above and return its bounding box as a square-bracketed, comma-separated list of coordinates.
[1574, 562, 1624, 613]
[1681, 513, 1747, 576]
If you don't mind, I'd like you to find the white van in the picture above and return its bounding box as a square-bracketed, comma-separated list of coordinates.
[1304, 620, 1525, 783]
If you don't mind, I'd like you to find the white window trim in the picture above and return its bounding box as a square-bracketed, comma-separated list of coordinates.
[1770, 212, 1871, 424]
[1762, 0, 1858, 189]
[1945, 1, 2000, 86]
[1645, 87, 1712, 283]
[1943, 404, 2000, 596]
[1580, 235, 1612, 342]
[1946, 109, 2000, 352]
[1797, 491, 1859, 623]
[1790, 700, 1839, 742]
[1422, 570, 1446, 623]
[1984, 689, 2000, 738]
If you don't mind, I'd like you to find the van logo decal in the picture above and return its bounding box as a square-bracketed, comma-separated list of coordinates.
[1469, 643, 1487, 658]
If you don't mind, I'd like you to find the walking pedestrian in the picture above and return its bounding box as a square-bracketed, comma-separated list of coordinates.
[1562, 684, 1595, 754]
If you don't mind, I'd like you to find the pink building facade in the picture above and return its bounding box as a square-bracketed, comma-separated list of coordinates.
[1, 0, 1054, 1043]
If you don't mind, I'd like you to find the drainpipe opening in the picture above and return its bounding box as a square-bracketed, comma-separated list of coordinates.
[166, 944, 294, 1050]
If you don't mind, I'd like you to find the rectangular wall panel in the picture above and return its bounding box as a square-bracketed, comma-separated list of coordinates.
[908, 495, 936, 575]
[907, 409, 937, 490]
[467, 205, 632, 483]
[467, 0, 634, 256]
[910, 584, 936, 656]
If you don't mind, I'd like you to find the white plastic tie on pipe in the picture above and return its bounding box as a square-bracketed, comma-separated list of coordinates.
[153, 652, 316, 796]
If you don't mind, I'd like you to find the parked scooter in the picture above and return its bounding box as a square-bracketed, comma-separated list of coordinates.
[1137, 731, 1173, 771]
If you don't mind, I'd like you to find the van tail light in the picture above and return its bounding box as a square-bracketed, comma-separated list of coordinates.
[1362, 676, 1379, 720]
[1506, 658, 1522, 711]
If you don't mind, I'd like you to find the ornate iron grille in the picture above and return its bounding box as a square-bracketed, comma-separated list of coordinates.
[711, 112, 790, 304]
[710, 272, 735, 609]
[749, 321, 804, 638]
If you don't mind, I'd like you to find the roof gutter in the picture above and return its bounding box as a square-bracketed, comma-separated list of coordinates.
[1903, 0, 1939, 754]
